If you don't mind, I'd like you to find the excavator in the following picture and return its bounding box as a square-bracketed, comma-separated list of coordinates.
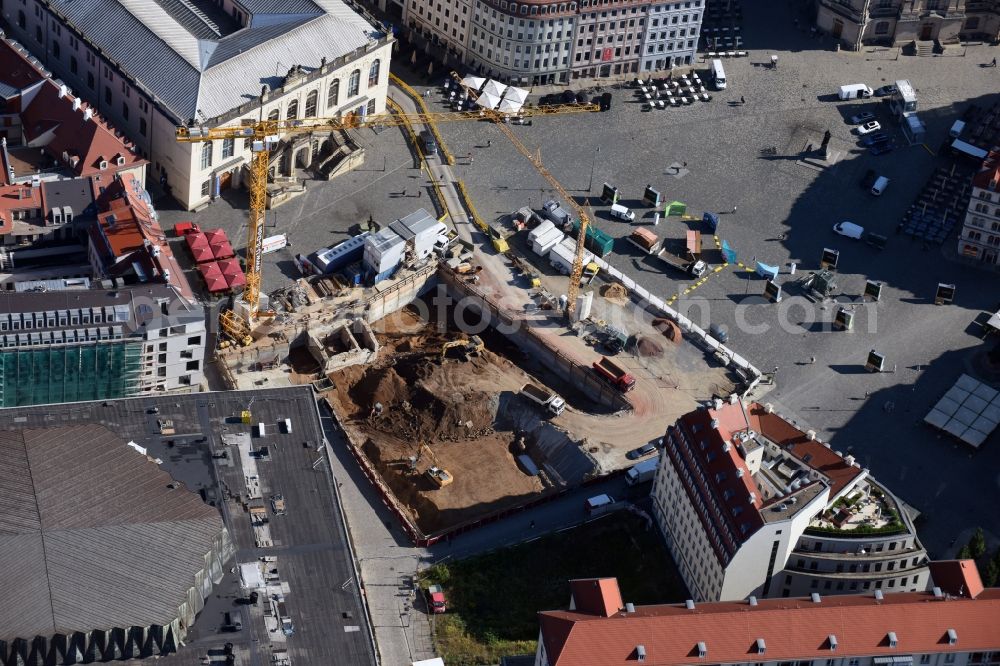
[440, 335, 484, 362]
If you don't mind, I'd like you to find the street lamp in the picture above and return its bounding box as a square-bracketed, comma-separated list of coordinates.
[587, 146, 601, 192]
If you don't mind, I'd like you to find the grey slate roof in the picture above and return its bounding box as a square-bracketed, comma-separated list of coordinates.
[44, 0, 382, 122]
[0, 424, 226, 643]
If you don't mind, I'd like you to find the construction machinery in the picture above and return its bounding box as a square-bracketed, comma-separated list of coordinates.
[410, 442, 454, 488]
[177, 98, 598, 343]
[449, 72, 595, 320]
[440, 335, 484, 361]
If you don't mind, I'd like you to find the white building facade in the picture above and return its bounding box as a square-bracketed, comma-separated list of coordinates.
[958, 152, 1000, 265]
[0, 0, 393, 210]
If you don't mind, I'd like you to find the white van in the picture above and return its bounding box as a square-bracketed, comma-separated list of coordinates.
[610, 203, 635, 222]
[949, 120, 966, 138]
[711, 59, 727, 91]
[838, 83, 873, 100]
[870, 176, 890, 196]
[585, 494, 615, 514]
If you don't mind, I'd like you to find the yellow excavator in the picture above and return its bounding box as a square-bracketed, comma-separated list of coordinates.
[440, 335, 484, 361]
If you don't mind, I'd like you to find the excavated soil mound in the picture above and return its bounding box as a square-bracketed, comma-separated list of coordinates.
[652, 317, 682, 343]
[330, 354, 500, 441]
[636, 336, 664, 358]
[600, 283, 629, 304]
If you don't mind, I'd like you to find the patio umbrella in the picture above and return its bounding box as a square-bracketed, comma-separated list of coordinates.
[497, 97, 522, 114]
[217, 258, 246, 290]
[185, 232, 214, 264]
[482, 79, 508, 99]
[198, 262, 228, 293]
[476, 91, 501, 110]
[461, 75, 486, 92]
[503, 86, 529, 105]
[204, 229, 235, 260]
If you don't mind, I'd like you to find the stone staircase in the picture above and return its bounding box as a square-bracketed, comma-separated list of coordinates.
[913, 40, 935, 56]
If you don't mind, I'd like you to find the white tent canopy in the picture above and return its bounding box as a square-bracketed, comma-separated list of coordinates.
[477, 91, 502, 110]
[482, 79, 508, 98]
[461, 75, 486, 92]
[498, 97, 523, 113]
[503, 85, 529, 104]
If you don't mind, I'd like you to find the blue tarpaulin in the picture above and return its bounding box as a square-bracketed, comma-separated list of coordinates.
[703, 212, 720, 232]
[755, 261, 779, 280]
[721, 240, 737, 264]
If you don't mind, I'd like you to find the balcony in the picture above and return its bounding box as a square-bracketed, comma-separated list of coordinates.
[869, 5, 901, 18]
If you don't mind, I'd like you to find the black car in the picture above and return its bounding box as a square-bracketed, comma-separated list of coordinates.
[861, 132, 889, 146]
[860, 169, 877, 190]
[869, 142, 896, 156]
[875, 85, 898, 97]
[627, 442, 658, 460]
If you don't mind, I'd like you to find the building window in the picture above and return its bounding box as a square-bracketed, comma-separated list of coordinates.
[122, 102, 129, 120]
[965, 16, 980, 30]
[52, 41, 60, 59]
[139, 117, 147, 136]
[305, 90, 318, 117]
[201, 142, 213, 169]
[348, 69, 361, 96]
[875, 21, 889, 35]
[366, 98, 376, 116]
[70, 55, 78, 74]
[35, 25, 43, 43]
[287, 99, 298, 119]
[268, 109, 280, 121]
[201, 180, 211, 196]
[17, 10, 25, 28]
[368, 58, 381, 87]
[104, 88, 112, 105]
[222, 138, 234, 159]
[87, 72, 95, 89]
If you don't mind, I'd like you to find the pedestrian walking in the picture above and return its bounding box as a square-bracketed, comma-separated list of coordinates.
[732, 205, 738, 214]
[487, 139, 492, 147]
[740, 95, 746, 105]
[418, 190, 423, 198]
[992, 57, 997, 67]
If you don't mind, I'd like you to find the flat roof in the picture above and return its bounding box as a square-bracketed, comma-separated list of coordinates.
[0, 387, 377, 665]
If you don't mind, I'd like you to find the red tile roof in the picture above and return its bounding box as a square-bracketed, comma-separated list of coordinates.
[0, 38, 145, 180]
[667, 403, 765, 564]
[747, 403, 863, 499]
[929, 560, 985, 600]
[539, 578, 1000, 666]
[971, 151, 1000, 191]
[569, 578, 624, 618]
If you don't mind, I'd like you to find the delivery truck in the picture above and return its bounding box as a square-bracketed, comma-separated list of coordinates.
[625, 455, 660, 486]
[628, 227, 663, 255]
[585, 494, 616, 515]
[592, 356, 636, 392]
[520, 383, 567, 416]
[660, 251, 707, 278]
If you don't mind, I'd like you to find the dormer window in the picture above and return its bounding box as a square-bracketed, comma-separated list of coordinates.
[887, 632, 897, 649]
[755, 639, 766, 655]
[99, 160, 108, 170]
[696, 642, 707, 659]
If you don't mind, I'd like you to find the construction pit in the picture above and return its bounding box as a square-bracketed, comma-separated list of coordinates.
[323, 306, 603, 535]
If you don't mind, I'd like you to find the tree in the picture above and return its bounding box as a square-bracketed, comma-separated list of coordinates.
[957, 544, 973, 560]
[969, 527, 987, 559]
[984, 558, 1000, 588]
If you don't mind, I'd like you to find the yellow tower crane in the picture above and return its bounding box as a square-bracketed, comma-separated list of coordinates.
[176, 95, 599, 342]
[448, 72, 593, 321]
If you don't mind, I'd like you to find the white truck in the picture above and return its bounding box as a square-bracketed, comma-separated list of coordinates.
[520, 383, 566, 416]
[625, 454, 660, 486]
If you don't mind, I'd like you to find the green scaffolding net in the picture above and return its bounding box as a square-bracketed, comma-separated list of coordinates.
[0, 342, 143, 407]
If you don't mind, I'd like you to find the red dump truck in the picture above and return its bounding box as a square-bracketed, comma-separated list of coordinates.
[592, 356, 636, 392]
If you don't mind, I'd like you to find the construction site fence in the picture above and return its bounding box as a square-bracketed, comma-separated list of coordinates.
[452, 179, 485, 231]
[389, 73, 456, 166]
[590, 256, 762, 393]
[438, 267, 633, 413]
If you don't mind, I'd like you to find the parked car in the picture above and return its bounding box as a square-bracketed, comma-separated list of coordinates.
[869, 142, 896, 156]
[862, 132, 890, 146]
[860, 169, 877, 190]
[833, 221, 865, 239]
[875, 84, 898, 97]
[627, 442, 658, 460]
[849, 111, 876, 124]
[856, 121, 882, 135]
[709, 323, 729, 343]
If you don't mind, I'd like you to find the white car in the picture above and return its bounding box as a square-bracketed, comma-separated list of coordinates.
[856, 121, 882, 135]
[833, 221, 865, 239]
[850, 112, 876, 125]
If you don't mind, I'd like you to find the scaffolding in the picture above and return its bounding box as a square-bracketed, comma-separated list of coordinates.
[0, 342, 143, 407]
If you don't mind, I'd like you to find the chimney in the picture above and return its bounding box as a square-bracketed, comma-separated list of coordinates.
[58, 84, 68, 98]
[83, 108, 94, 121]
[806, 429, 816, 441]
[72, 98, 81, 111]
